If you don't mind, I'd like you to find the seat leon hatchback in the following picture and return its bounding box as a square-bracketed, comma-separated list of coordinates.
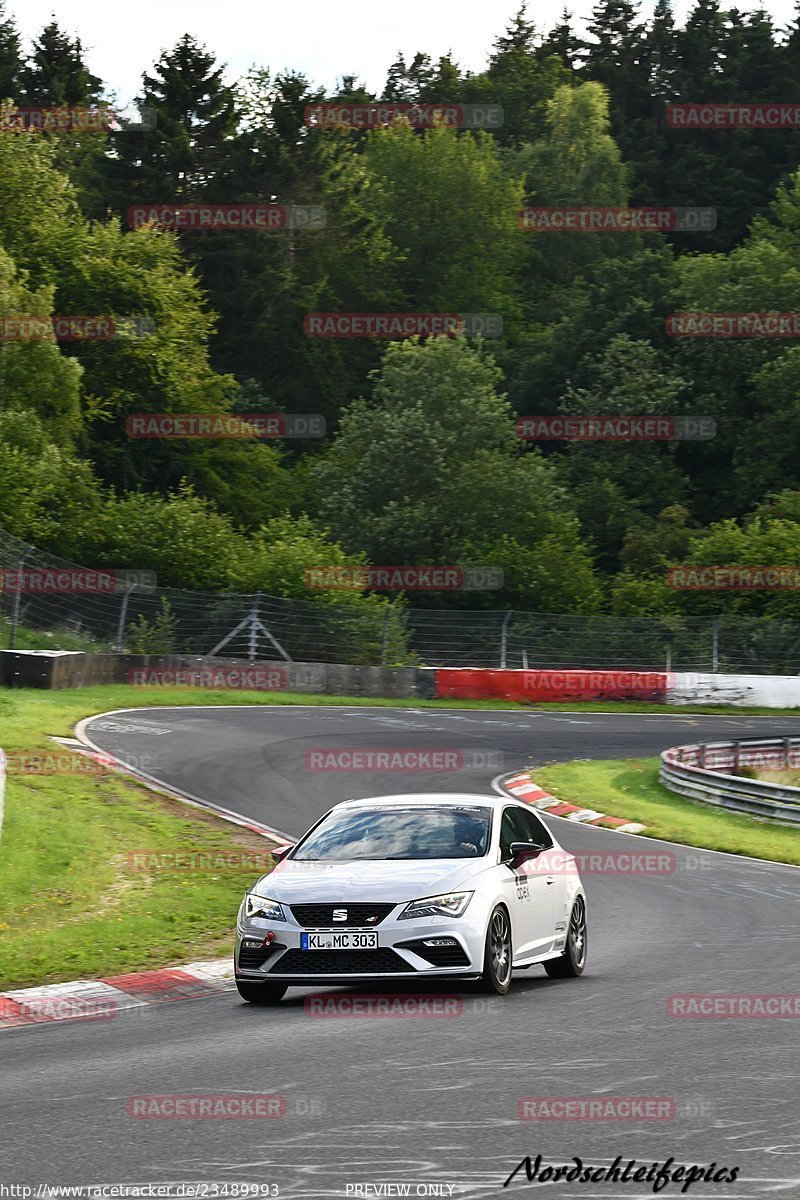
[234, 792, 588, 1003]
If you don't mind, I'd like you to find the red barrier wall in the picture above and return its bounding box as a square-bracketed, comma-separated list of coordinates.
[434, 669, 669, 703]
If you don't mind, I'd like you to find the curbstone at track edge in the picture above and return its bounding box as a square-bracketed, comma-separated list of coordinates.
[0, 960, 238, 1030]
[500, 771, 647, 834]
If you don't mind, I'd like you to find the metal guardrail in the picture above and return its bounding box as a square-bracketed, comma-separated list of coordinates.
[660, 736, 800, 826]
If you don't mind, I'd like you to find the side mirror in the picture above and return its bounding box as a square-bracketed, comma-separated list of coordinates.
[271, 845, 294, 864]
[509, 841, 545, 868]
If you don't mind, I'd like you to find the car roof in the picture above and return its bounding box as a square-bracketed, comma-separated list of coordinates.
[333, 792, 508, 811]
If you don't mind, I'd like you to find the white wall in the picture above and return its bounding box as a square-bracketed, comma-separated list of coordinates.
[668, 673, 800, 708]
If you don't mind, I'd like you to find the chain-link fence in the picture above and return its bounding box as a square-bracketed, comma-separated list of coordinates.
[1, 527, 799, 672]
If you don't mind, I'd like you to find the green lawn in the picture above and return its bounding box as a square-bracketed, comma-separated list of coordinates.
[535, 758, 800, 865]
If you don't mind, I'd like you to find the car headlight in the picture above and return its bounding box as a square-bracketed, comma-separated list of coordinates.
[398, 891, 474, 920]
[244, 890, 286, 921]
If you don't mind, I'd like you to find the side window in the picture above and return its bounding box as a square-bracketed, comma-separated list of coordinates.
[499, 806, 530, 859]
[521, 806, 553, 849]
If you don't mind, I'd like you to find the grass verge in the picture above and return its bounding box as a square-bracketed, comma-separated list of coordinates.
[535, 758, 800, 866]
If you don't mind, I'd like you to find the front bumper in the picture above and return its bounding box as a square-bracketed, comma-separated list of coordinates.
[235, 906, 487, 982]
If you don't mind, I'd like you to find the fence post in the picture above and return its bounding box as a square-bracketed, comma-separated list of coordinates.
[249, 593, 262, 664]
[380, 603, 392, 666]
[8, 545, 31, 649]
[114, 583, 137, 652]
[499, 610, 513, 668]
[711, 615, 722, 672]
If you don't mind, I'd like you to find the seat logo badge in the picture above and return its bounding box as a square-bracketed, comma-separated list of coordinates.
[333, 909, 347, 922]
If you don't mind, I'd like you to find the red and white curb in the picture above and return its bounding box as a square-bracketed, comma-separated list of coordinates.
[0, 960, 238, 1029]
[502, 772, 647, 834]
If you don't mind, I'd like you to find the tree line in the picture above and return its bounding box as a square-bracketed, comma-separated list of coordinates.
[0, 1, 800, 627]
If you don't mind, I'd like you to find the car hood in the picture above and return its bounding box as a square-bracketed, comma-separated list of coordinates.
[255, 857, 487, 903]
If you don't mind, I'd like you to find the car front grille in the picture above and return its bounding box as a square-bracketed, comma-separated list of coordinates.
[289, 903, 396, 928]
[396, 939, 471, 967]
[271, 949, 410, 974]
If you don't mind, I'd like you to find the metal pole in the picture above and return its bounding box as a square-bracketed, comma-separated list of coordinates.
[380, 604, 392, 666]
[665, 645, 672, 672]
[8, 546, 31, 649]
[711, 615, 722, 672]
[500, 610, 512, 668]
[114, 584, 137, 652]
[248, 594, 262, 664]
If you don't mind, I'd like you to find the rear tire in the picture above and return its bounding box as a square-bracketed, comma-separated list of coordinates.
[544, 897, 587, 979]
[235, 980, 288, 1005]
[480, 906, 513, 994]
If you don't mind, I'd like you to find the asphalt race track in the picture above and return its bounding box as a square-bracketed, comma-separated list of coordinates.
[3, 705, 800, 1198]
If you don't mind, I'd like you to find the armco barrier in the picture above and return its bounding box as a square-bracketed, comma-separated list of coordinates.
[435, 669, 669, 703]
[660, 736, 800, 825]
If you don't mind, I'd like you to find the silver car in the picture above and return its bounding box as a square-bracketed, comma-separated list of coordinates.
[234, 792, 588, 1003]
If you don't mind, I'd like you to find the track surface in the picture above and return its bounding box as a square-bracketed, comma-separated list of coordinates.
[3, 706, 800, 1197]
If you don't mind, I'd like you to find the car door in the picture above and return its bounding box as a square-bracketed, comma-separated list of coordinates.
[498, 805, 559, 961]
[520, 805, 565, 953]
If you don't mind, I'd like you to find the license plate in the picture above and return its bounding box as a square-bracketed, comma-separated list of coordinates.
[300, 931, 379, 951]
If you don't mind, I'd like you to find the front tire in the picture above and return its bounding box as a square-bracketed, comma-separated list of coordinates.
[480, 906, 513, 994]
[544, 896, 587, 978]
[235, 980, 288, 1005]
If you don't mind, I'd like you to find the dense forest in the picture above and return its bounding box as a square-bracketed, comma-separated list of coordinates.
[1, 0, 800, 628]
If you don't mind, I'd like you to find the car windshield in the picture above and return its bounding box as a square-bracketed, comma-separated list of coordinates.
[292, 805, 492, 861]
